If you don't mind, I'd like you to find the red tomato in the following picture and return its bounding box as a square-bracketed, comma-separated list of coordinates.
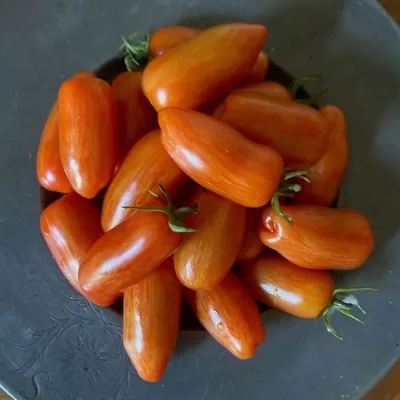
[101, 130, 187, 232]
[142, 23, 267, 110]
[214, 92, 328, 166]
[294, 105, 348, 206]
[149, 25, 201, 57]
[174, 188, 246, 289]
[234, 81, 292, 102]
[236, 207, 265, 263]
[237, 253, 334, 318]
[186, 273, 265, 359]
[159, 108, 284, 207]
[123, 259, 182, 382]
[239, 51, 269, 85]
[112, 71, 157, 161]
[79, 199, 182, 296]
[58, 76, 118, 198]
[260, 205, 374, 270]
[36, 71, 94, 193]
[40, 193, 118, 306]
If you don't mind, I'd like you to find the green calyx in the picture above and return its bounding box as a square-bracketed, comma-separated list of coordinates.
[119, 31, 150, 71]
[271, 168, 311, 225]
[318, 287, 378, 340]
[288, 74, 327, 106]
[123, 184, 198, 233]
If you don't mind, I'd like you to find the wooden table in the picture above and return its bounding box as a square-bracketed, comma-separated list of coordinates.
[0, 1, 399, 399]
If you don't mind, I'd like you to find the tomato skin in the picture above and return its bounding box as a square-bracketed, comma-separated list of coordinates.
[143, 23, 267, 111]
[58, 77, 118, 198]
[234, 81, 292, 102]
[149, 25, 201, 57]
[159, 108, 284, 208]
[237, 253, 335, 318]
[214, 92, 328, 166]
[40, 193, 118, 306]
[260, 205, 374, 270]
[112, 71, 157, 161]
[294, 105, 348, 206]
[239, 51, 269, 85]
[186, 273, 265, 359]
[37, 71, 94, 193]
[123, 259, 182, 382]
[236, 207, 265, 263]
[101, 130, 186, 232]
[174, 189, 246, 290]
[79, 201, 181, 296]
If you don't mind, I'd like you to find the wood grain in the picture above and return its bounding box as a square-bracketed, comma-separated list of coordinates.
[1, 1, 399, 399]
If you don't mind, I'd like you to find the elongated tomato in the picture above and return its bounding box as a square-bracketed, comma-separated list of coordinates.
[234, 81, 292, 102]
[186, 273, 265, 359]
[149, 25, 201, 57]
[58, 77, 118, 198]
[260, 205, 374, 270]
[159, 108, 284, 207]
[37, 71, 94, 193]
[40, 193, 118, 306]
[102, 130, 186, 232]
[237, 254, 334, 318]
[123, 259, 182, 382]
[112, 71, 157, 160]
[143, 23, 267, 110]
[174, 188, 246, 290]
[79, 200, 181, 296]
[236, 207, 265, 263]
[294, 105, 348, 206]
[214, 92, 328, 166]
[240, 51, 269, 85]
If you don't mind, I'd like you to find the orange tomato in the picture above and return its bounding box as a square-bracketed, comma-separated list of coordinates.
[123, 259, 182, 382]
[294, 105, 348, 206]
[142, 23, 267, 110]
[214, 92, 328, 166]
[36, 71, 94, 193]
[186, 273, 265, 359]
[174, 188, 246, 289]
[234, 81, 292, 102]
[101, 130, 186, 232]
[58, 76, 118, 198]
[112, 71, 157, 160]
[40, 193, 118, 306]
[236, 207, 265, 263]
[159, 108, 284, 207]
[239, 51, 269, 85]
[237, 253, 335, 318]
[149, 25, 201, 57]
[260, 205, 374, 270]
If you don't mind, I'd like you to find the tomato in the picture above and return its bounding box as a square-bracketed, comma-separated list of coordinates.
[58, 76, 118, 198]
[142, 23, 267, 110]
[186, 273, 265, 359]
[79, 199, 184, 296]
[149, 25, 201, 57]
[123, 259, 182, 382]
[112, 71, 157, 161]
[294, 105, 348, 206]
[40, 193, 118, 306]
[236, 207, 265, 263]
[214, 92, 328, 166]
[101, 130, 187, 232]
[174, 188, 246, 289]
[234, 81, 292, 102]
[36, 71, 94, 193]
[259, 205, 374, 269]
[239, 51, 269, 85]
[237, 253, 335, 318]
[159, 108, 284, 207]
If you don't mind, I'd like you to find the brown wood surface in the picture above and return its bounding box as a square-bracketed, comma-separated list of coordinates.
[0, 1, 399, 399]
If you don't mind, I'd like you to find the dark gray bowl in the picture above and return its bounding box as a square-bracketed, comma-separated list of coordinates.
[1, 0, 400, 399]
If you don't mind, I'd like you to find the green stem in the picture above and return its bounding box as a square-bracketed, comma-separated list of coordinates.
[289, 74, 324, 98]
[120, 31, 150, 71]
